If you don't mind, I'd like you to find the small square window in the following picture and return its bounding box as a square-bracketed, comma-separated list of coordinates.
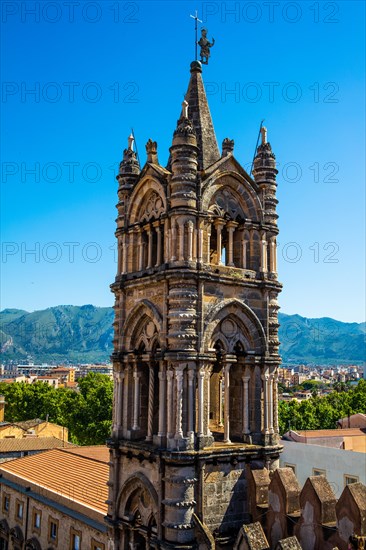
[2, 494, 10, 513]
[33, 509, 41, 531]
[313, 468, 326, 477]
[91, 539, 105, 550]
[15, 500, 24, 521]
[48, 517, 59, 544]
[345, 474, 359, 486]
[50, 522, 57, 539]
[70, 531, 81, 550]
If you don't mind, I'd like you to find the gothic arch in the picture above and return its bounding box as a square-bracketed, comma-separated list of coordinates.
[202, 172, 263, 222]
[10, 525, 24, 544]
[26, 537, 42, 550]
[202, 298, 267, 355]
[117, 472, 159, 527]
[123, 300, 163, 352]
[128, 176, 167, 224]
[0, 518, 9, 536]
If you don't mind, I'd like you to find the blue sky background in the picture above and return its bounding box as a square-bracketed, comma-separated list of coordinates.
[1, 0, 365, 322]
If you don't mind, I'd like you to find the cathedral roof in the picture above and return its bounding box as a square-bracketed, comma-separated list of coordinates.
[184, 61, 220, 170]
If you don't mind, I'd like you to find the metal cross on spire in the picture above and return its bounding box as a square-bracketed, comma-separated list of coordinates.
[190, 10, 202, 61]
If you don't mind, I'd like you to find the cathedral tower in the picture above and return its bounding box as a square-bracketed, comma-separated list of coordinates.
[107, 60, 282, 549]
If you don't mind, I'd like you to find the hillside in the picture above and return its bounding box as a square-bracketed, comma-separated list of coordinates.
[0, 305, 114, 363]
[0, 306, 364, 365]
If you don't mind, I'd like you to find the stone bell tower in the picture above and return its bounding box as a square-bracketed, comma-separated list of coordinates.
[106, 60, 282, 549]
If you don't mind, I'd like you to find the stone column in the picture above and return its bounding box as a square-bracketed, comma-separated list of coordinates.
[166, 370, 174, 437]
[122, 233, 127, 273]
[146, 363, 155, 442]
[224, 363, 231, 443]
[197, 369, 205, 436]
[146, 225, 153, 268]
[214, 220, 225, 265]
[128, 229, 134, 271]
[117, 238, 123, 275]
[193, 228, 197, 261]
[242, 234, 247, 269]
[164, 219, 170, 263]
[198, 221, 204, 262]
[178, 222, 185, 261]
[187, 221, 194, 261]
[116, 371, 124, 431]
[219, 374, 224, 426]
[154, 221, 162, 266]
[132, 366, 140, 431]
[171, 224, 177, 261]
[137, 229, 143, 271]
[207, 224, 211, 263]
[268, 373, 274, 434]
[260, 232, 268, 273]
[158, 368, 167, 437]
[122, 366, 130, 434]
[226, 222, 236, 266]
[249, 229, 254, 269]
[174, 368, 184, 439]
[273, 371, 279, 435]
[242, 374, 250, 436]
[187, 369, 195, 436]
[205, 368, 212, 435]
[269, 238, 277, 273]
[262, 371, 269, 435]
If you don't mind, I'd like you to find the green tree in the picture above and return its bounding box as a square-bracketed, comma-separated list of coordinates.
[0, 374, 113, 445]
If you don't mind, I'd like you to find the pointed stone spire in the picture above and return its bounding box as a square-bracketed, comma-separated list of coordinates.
[252, 127, 279, 226]
[118, 134, 140, 178]
[184, 61, 220, 170]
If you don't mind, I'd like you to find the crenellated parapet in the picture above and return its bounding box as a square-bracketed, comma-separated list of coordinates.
[246, 467, 366, 550]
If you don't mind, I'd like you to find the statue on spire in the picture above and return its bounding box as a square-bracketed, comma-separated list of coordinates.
[198, 28, 215, 64]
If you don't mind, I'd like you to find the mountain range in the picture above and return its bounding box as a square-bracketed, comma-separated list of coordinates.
[0, 306, 365, 365]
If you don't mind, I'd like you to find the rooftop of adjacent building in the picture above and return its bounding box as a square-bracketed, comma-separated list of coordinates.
[0, 445, 109, 514]
[292, 428, 366, 438]
[283, 428, 366, 453]
[0, 436, 75, 453]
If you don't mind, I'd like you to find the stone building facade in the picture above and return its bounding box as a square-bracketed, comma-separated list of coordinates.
[0, 446, 109, 550]
[107, 60, 282, 549]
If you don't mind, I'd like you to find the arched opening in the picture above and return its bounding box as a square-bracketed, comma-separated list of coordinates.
[119, 476, 159, 550]
[204, 301, 267, 445]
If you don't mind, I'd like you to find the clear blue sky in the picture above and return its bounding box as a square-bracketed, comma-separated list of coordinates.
[1, 1, 365, 323]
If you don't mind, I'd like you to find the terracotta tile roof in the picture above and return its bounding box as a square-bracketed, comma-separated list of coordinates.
[60, 445, 110, 463]
[0, 436, 75, 453]
[0, 446, 109, 514]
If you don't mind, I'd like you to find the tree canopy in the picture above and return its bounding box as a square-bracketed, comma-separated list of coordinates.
[0, 376, 365, 444]
[279, 379, 366, 434]
[0, 373, 113, 445]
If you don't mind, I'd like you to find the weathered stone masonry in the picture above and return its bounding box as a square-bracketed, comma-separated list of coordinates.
[107, 60, 282, 549]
